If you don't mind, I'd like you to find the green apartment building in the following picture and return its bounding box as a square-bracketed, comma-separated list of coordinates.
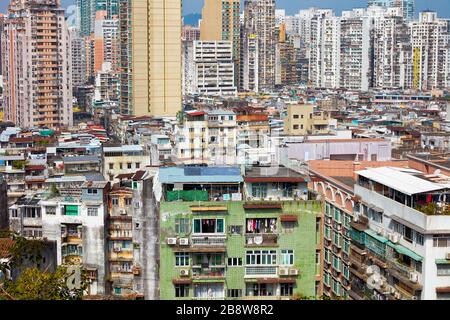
[158, 166, 322, 300]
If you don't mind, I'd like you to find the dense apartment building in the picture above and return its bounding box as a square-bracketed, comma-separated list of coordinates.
[158, 166, 322, 300]
[351, 164, 450, 300]
[107, 170, 159, 299]
[308, 160, 409, 299]
[9, 181, 110, 295]
[175, 110, 238, 165]
[339, 9, 373, 92]
[69, 27, 88, 88]
[275, 24, 298, 87]
[411, 11, 450, 91]
[93, 11, 119, 75]
[368, 0, 415, 21]
[102, 145, 150, 183]
[283, 104, 335, 136]
[192, 41, 237, 96]
[372, 8, 412, 89]
[1, 0, 73, 128]
[243, 0, 276, 92]
[118, 0, 181, 117]
[309, 10, 340, 89]
[200, 0, 240, 86]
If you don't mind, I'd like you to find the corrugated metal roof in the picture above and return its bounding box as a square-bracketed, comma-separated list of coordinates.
[159, 167, 243, 183]
[356, 167, 446, 196]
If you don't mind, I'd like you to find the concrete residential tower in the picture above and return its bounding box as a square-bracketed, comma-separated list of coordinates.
[2, 0, 73, 128]
[119, 0, 182, 117]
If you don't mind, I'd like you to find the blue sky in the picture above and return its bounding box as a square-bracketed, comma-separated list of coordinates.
[1, 0, 449, 18]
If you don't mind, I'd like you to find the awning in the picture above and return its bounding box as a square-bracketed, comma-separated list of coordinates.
[435, 259, 450, 265]
[364, 229, 389, 244]
[436, 287, 450, 293]
[280, 215, 298, 222]
[389, 243, 423, 262]
[172, 278, 192, 285]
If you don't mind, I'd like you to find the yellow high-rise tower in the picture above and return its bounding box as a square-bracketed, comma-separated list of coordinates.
[122, 0, 182, 117]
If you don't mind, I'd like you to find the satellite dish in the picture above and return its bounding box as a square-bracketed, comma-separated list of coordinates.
[254, 236, 263, 245]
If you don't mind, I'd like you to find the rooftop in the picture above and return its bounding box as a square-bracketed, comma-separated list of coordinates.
[159, 166, 243, 184]
[244, 166, 307, 182]
[356, 167, 449, 196]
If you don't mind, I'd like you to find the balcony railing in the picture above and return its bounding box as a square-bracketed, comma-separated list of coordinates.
[191, 236, 227, 246]
[245, 233, 278, 246]
[245, 266, 277, 276]
[192, 266, 226, 279]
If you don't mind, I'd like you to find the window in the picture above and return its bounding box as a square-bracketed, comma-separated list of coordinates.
[135, 162, 140, 169]
[45, 206, 56, 215]
[324, 272, 330, 286]
[175, 218, 190, 234]
[119, 163, 123, 170]
[246, 218, 277, 234]
[324, 225, 331, 240]
[437, 264, 450, 276]
[280, 283, 294, 296]
[343, 264, 350, 280]
[228, 225, 242, 235]
[227, 257, 243, 266]
[87, 189, 98, 194]
[433, 235, 450, 247]
[87, 207, 98, 216]
[293, 125, 299, 130]
[112, 198, 119, 206]
[193, 218, 224, 234]
[282, 221, 295, 233]
[227, 289, 242, 298]
[252, 183, 267, 198]
[125, 198, 132, 206]
[109, 163, 114, 170]
[332, 279, 341, 296]
[368, 208, 383, 223]
[280, 250, 294, 265]
[293, 114, 299, 119]
[175, 253, 190, 266]
[325, 203, 331, 217]
[175, 284, 189, 298]
[333, 208, 341, 223]
[127, 163, 132, 169]
[332, 255, 341, 272]
[343, 238, 350, 254]
[246, 250, 277, 265]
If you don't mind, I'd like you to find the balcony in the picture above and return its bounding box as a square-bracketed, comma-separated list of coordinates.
[245, 233, 278, 247]
[192, 266, 226, 279]
[245, 266, 278, 277]
[191, 235, 227, 248]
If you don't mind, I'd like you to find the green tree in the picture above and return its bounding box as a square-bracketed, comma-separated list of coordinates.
[0, 232, 87, 300]
[0, 267, 87, 300]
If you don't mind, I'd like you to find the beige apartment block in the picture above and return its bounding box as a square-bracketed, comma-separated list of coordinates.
[284, 104, 333, 136]
[130, 0, 182, 117]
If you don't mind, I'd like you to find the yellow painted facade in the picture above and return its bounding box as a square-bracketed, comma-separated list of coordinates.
[131, 0, 182, 117]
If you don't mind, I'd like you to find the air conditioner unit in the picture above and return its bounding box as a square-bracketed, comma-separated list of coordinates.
[366, 266, 374, 275]
[120, 210, 127, 215]
[409, 272, 418, 283]
[376, 227, 383, 235]
[113, 247, 122, 252]
[180, 269, 190, 277]
[179, 238, 189, 246]
[391, 234, 399, 244]
[353, 215, 359, 222]
[279, 267, 289, 276]
[289, 268, 299, 276]
[166, 238, 177, 245]
[394, 292, 402, 300]
[446, 252, 450, 260]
